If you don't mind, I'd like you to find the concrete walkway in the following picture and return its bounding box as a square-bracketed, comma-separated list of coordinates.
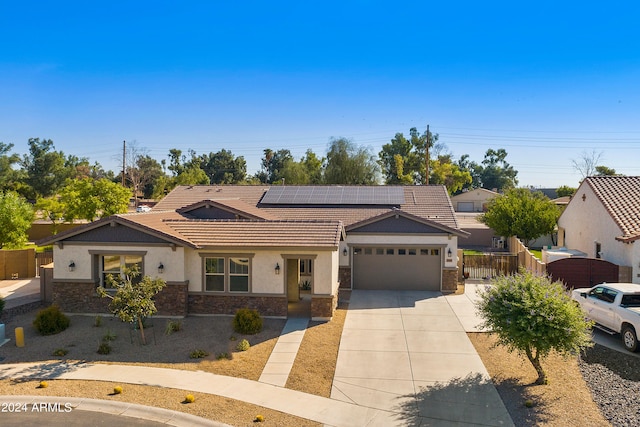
[258, 317, 308, 386]
[331, 289, 513, 426]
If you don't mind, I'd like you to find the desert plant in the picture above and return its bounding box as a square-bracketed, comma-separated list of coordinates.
[189, 349, 209, 359]
[216, 352, 232, 360]
[52, 348, 68, 357]
[255, 415, 265, 422]
[233, 308, 263, 335]
[38, 381, 48, 388]
[184, 394, 195, 403]
[102, 329, 117, 342]
[299, 280, 311, 290]
[97, 341, 112, 355]
[33, 305, 70, 336]
[236, 339, 250, 352]
[165, 319, 182, 335]
[94, 316, 102, 327]
[113, 386, 123, 394]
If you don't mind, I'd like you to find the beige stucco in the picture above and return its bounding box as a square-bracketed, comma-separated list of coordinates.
[558, 182, 638, 282]
[52, 244, 185, 282]
[450, 189, 498, 212]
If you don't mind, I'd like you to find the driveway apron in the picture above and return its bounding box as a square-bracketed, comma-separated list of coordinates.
[332, 290, 513, 426]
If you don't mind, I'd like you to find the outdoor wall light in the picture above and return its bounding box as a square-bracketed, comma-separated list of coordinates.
[343, 248, 348, 256]
[447, 248, 453, 258]
[158, 263, 164, 274]
[68, 261, 76, 272]
[275, 263, 281, 275]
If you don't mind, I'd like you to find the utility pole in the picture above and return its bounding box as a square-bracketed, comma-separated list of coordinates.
[122, 140, 126, 186]
[425, 124, 430, 185]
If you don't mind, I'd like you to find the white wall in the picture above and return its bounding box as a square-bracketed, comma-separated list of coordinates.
[53, 244, 185, 282]
[559, 182, 635, 277]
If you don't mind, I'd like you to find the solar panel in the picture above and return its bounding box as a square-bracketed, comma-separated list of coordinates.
[261, 186, 405, 205]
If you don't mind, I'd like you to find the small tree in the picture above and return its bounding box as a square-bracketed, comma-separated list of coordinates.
[476, 270, 593, 385]
[97, 266, 166, 345]
[480, 188, 559, 247]
[0, 191, 35, 249]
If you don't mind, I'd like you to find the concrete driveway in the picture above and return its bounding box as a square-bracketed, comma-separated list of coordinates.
[332, 289, 513, 426]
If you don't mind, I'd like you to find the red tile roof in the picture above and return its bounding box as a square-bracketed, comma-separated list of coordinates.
[585, 176, 640, 242]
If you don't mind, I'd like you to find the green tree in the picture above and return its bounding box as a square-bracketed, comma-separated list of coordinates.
[324, 137, 379, 184]
[59, 178, 131, 221]
[135, 155, 165, 198]
[256, 149, 294, 184]
[477, 148, 518, 191]
[97, 266, 166, 345]
[175, 166, 210, 186]
[378, 127, 443, 185]
[21, 138, 70, 199]
[0, 142, 22, 192]
[476, 270, 593, 384]
[301, 149, 324, 184]
[199, 149, 247, 184]
[429, 155, 472, 194]
[0, 191, 35, 249]
[35, 196, 65, 234]
[556, 185, 576, 197]
[480, 188, 559, 247]
[594, 165, 618, 176]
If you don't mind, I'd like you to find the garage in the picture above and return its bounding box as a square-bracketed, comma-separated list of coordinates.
[353, 247, 442, 290]
[456, 201, 474, 212]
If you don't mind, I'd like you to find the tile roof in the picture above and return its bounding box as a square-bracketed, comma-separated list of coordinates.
[153, 185, 459, 228]
[165, 219, 343, 248]
[585, 176, 640, 242]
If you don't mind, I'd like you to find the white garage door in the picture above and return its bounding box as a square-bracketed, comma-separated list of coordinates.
[353, 247, 442, 290]
[457, 202, 474, 212]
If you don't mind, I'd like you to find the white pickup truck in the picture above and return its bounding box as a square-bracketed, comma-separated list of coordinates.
[572, 282, 640, 352]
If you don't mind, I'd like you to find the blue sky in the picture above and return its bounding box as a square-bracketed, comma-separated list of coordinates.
[1, 1, 639, 188]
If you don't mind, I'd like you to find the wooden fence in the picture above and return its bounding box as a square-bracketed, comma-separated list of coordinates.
[36, 250, 54, 274]
[463, 253, 518, 279]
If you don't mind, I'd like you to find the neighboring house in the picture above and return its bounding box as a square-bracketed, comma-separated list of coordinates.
[38, 185, 468, 320]
[450, 188, 498, 212]
[558, 176, 640, 283]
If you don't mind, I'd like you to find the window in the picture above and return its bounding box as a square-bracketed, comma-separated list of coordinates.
[398, 249, 406, 255]
[205, 258, 225, 292]
[203, 256, 251, 293]
[408, 249, 416, 255]
[431, 249, 440, 256]
[100, 254, 143, 288]
[420, 249, 429, 255]
[375, 248, 384, 255]
[364, 248, 373, 255]
[386, 248, 394, 255]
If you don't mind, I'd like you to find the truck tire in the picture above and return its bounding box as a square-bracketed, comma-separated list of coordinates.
[622, 325, 639, 352]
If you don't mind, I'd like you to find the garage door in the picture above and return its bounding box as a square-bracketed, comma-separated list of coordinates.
[353, 247, 441, 290]
[457, 202, 474, 212]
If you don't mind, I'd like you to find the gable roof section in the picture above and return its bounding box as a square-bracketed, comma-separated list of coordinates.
[37, 210, 197, 248]
[584, 176, 640, 242]
[178, 199, 278, 220]
[346, 210, 469, 237]
[154, 185, 459, 229]
[165, 219, 343, 248]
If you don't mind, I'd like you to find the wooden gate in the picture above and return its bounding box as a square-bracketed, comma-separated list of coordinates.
[36, 250, 54, 272]
[546, 257, 619, 289]
[463, 254, 518, 279]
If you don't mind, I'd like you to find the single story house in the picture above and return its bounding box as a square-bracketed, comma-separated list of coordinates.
[38, 185, 468, 320]
[557, 176, 640, 283]
[450, 188, 498, 212]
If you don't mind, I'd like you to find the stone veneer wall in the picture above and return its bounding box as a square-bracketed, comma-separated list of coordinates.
[52, 281, 189, 317]
[311, 294, 337, 320]
[188, 294, 288, 317]
[338, 267, 351, 289]
[442, 268, 458, 292]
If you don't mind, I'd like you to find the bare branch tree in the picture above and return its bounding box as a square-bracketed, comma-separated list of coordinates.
[572, 150, 603, 179]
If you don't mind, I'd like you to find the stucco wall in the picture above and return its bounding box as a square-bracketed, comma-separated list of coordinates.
[559, 183, 637, 282]
[52, 244, 185, 282]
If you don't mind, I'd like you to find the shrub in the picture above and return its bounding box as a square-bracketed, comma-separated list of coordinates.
[38, 381, 48, 389]
[102, 330, 116, 341]
[236, 339, 250, 352]
[255, 415, 265, 422]
[233, 308, 263, 335]
[184, 394, 195, 403]
[113, 386, 123, 394]
[216, 352, 232, 360]
[97, 342, 112, 355]
[165, 319, 182, 335]
[189, 349, 209, 359]
[94, 316, 102, 327]
[52, 348, 68, 357]
[33, 305, 70, 336]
